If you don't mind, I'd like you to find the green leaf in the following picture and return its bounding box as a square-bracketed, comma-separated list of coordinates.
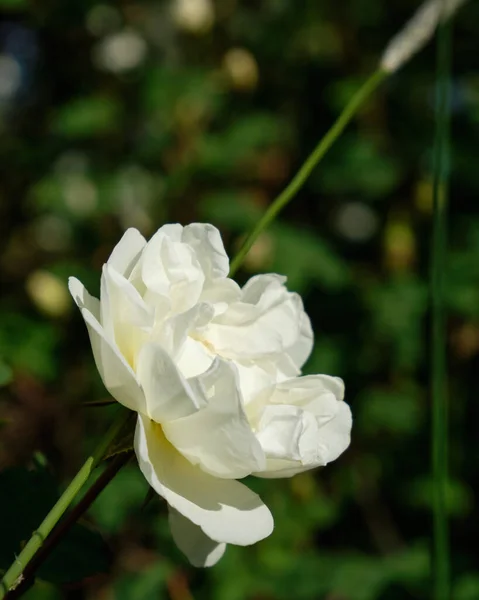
[329, 546, 428, 600]
[407, 477, 473, 517]
[314, 135, 402, 199]
[0, 0, 27, 8]
[143, 67, 223, 119]
[114, 562, 172, 600]
[358, 384, 424, 436]
[50, 95, 122, 138]
[303, 338, 344, 377]
[271, 224, 351, 291]
[104, 417, 135, 460]
[201, 190, 261, 229]
[366, 274, 428, 371]
[198, 113, 287, 175]
[0, 314, 59, 381]
[0, 358, 13, 386]
[455, 574, 479, 600]
[90, 466, 147, 533]
[21, 580, 61, 600]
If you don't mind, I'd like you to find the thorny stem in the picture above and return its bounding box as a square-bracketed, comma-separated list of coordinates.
[0, 409, 132, 598]
[5, 451, 133, 600]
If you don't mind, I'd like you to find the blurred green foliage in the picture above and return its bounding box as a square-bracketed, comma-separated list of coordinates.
[0, 0, 478, 599]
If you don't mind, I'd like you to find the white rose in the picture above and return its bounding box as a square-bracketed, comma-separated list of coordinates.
[69, 223, 352, 567]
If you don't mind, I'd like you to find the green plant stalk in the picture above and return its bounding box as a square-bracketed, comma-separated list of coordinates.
[5, 451, 133, 600]
[229, 68, 387, 276]
[0, 408, 131, 598]
[431, 13, 452, 600]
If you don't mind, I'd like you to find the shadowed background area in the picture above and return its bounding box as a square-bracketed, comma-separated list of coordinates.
[0, 0, 478, 598]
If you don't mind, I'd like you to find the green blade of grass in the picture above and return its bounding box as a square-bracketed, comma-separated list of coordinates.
[430, 6, 452, 600]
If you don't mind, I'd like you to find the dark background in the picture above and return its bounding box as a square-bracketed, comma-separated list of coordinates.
[0, 0, 478, 598]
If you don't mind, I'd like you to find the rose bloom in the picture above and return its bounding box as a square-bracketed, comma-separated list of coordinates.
[69, 224, 352, 567]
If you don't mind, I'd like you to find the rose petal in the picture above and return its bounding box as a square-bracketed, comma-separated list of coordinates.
[69, 277, 145, 413]
[69, 276, 100, 320]
[136, 342, 203, 422]
[286, 374, 345, 402]
[157, 302, 215, 368]
[254, 458, 312, 479]
[286, 310, 314, 371]
[316, 400, 352, 464]
[253, 375, 351, 478]
[102, 265, 153, 328]
[100, 265, 154, 369]
[168, 507, 226, 567]
[141, 226, 205, 313]
[107, 228, 146, 278]
[81, 310, 145, 413]
[182, 223, 230, 280]
[175, 336, 215, 379]
[235, 360, 278, 407]
[163, 358, 266, 479]
[205, 274, 302, 360]
[199, 278, 241, 317]
[134, 414, 274, 545]
[269, 375, 345, 424]
[255, 404, 318, 463]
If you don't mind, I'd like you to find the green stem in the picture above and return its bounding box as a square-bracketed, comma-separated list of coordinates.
[431, 12, 452, 600]
[5, 451, 133, 600]
[0, 408, 131, 598]
[229, 68, 388, 277]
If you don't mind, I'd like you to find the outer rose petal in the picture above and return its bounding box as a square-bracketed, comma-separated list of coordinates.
[102, 264, 153, 329]
[68, 277, 146, 414]
[255, 399, 351, 478]
[182, 223, 230, 280]
[254, 405, 320, 474]
[168, 507, 226, 567]
[136, 342, 203, 422]
[141, 225, 205, 313]
[265, 375, 345, 418]
[162, 359, 266, 479]
[100, 265, 154, 369]
[107, 228, 146, 278]
[286, 311, 314, 371]
[69, 276, 100, 320]
[315, 400, 352, 463]
[204, 274, 303, 360]
[134, 414, 274, 546]
[252, 375, 351, 478]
